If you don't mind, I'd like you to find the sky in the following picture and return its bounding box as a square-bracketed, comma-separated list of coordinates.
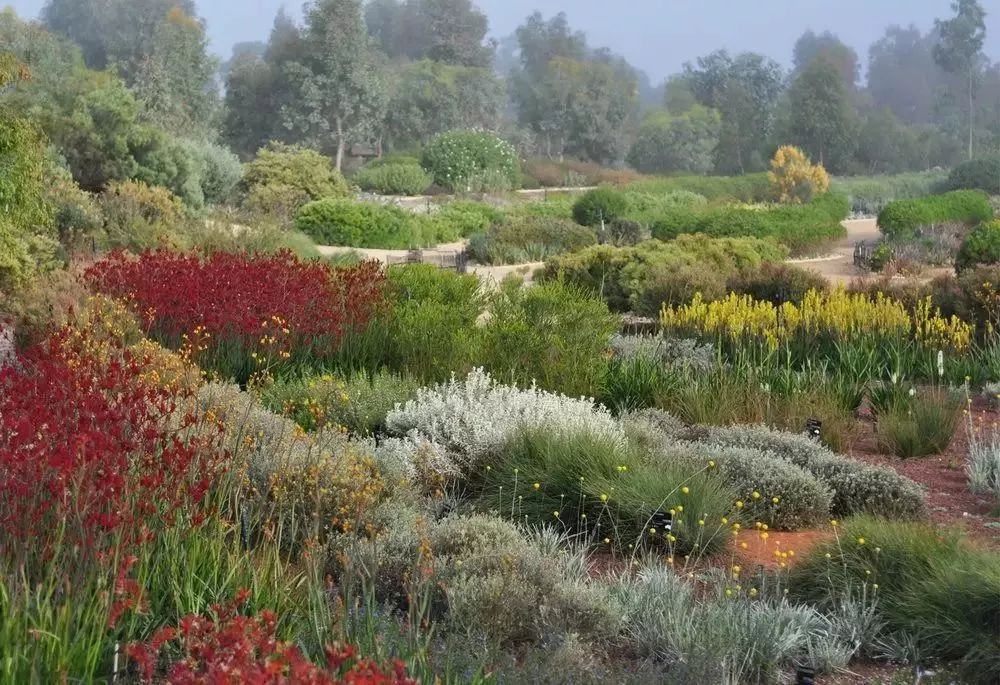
[5, 0, 1000, 83]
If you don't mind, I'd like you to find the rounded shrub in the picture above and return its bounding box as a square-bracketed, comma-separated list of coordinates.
[295, 199, 423, 248]
[468, 216, 598, 265]
[727, 262, 829, 305]
[242, 143, 349, 219]
[877, 190, 994, 239]
[572, 187, 629, 227]
[956, 220, 1000, 271]
[947, 157, 1000, 194]
[352, 161, 432, 196]
[421, 130, 519, 192]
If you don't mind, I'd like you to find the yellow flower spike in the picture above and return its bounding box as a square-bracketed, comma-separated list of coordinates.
[761, 524, 768, 531]
[760, 532, 769, 540]
[667, 534, 676, 542]
[708, 460, 716, 469]
[830, 519, 838, 527]
[725, 588, 733, 597]
[749, 588, 758, 597]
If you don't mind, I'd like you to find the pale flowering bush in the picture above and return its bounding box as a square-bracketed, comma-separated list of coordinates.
[369, 434, 460, 489]
[421, 130, 520, 192]
[384, 368, 625, 472]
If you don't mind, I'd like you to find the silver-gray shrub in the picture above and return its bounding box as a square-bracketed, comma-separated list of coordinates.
[385, 368, 625, 473]
[614, 562, 827, 684]
[681, 423, 926, 519]
[431, 515, 620, 646]
[623, 410, 834, 530]
[967, 427, 1000, 503]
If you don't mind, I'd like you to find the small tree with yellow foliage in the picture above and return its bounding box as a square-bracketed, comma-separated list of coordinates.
[769, 145, 830, 204]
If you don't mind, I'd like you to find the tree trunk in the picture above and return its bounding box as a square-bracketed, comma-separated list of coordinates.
[968, 66, 974, 161]
[335, 116, 345, 171]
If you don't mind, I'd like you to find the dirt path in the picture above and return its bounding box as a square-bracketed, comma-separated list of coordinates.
[784, 218, 881, 285]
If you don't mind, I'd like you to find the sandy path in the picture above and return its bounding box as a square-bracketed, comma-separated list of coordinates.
[784, 218, 881, 285]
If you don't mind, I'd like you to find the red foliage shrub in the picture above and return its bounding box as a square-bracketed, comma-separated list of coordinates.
[128, 591, 416, 684]
[84, 250, 388, 381]
[0, 322, 225, 576]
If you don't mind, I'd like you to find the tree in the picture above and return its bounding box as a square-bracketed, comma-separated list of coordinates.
[626, 106, 720, 174]
[364, 0, 493, 67]
[510, 12, 637, 163]
[42, 0, 218, 135]
[784, 55, 858, 173]
[284, 0, 387, 171]
[934, 0, 987, 160]
[384, 60, 505, 148]
[683, 50, 785, 173]
[792, 30, 859, 90]
[855, 108, 921, 174]
[867, 25, 942, 124]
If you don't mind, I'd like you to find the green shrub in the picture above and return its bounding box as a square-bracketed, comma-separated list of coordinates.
[876, 388, 961, 458]
[572, 187, 629, 226]
[468, 216, 597, 265]
[877, 190, 994, 239]
[337, 264, 484, 382]
[295, 199, 441, 248]
[789, 517, 1000, 684]
[727, 262, 829, 305]
[622, 189, 707, 224]
[421, 130, 519, 192]
[352, 161, 432, 196]
[242, 142, 349, 219]
[427, 200, 504, 238]
[947, 157, 1000, 194]
[480, 430, 736, 555]
[98, 180, 188, 250]
[541, 234, 788, 313]
[481, 280, 619, 397]
[649, 193, 849, 253]
[956, 220, 1000, 271]
[262, 370, 419, 435]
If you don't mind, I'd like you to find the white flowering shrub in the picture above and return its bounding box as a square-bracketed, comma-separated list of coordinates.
[421, 130, 520, 192]
[385, 368, 626, 472]
[369, 434, 459, 489]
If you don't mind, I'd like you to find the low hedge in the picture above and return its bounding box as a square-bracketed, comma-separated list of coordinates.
[877, 190, 994, 239]
[540, 234, 788, 312]
[295, 199, 441, 248]
[648, 192, 849, 253]
[572, 187, 629, 226]
[468, 216, 597, 265]
[352, 161, 432, 196]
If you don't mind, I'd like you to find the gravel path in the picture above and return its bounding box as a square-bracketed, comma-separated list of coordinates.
[785, 218, 881, 285]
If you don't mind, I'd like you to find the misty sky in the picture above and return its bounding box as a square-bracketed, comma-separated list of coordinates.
[5, 0, 1000, 82]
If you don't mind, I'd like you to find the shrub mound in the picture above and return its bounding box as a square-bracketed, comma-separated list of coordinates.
[946, 157, 1000, 195]
[421, 130, 519, 192]
[649, 192, 849, 253]
[541, 234, 788, 313]
[572, 187, 629, 226]
[353, 160, 432, 196]
[956, 219, 1000, 271]
[468, 216, 597, 264]
[877, 190, 993, 239]
[85, 250, 386, 381]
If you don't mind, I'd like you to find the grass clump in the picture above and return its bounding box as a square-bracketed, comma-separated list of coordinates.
[876, 388, 961, 458]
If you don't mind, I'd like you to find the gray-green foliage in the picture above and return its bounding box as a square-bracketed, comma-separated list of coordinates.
[613, 562, 827, 684]
[626, 106, 720, 175]
[685, 422, 926, 518]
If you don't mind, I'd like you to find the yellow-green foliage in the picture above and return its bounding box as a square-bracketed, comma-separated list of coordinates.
[769, 145, 830, 204]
